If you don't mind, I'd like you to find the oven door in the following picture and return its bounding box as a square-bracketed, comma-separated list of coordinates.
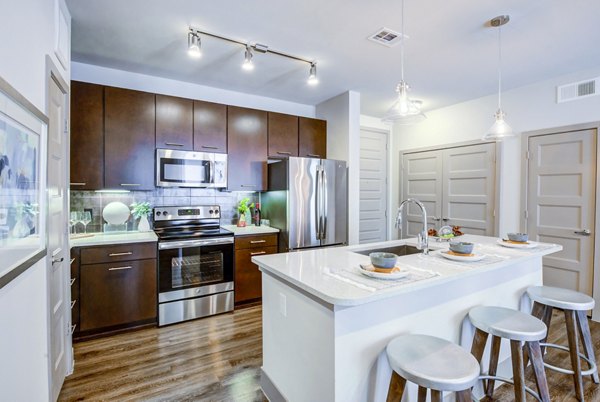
[156, 149, 227, 188]
[158, 237, 234, 302]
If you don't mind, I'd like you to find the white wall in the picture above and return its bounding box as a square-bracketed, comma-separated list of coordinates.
[316, 91, 361, 245]
[393, 67, 600, 237]
[0, 0, 71, 400]
[72, 62, 316, 117]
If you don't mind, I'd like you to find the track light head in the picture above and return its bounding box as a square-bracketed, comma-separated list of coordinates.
[188, 30, 201, 58]
[242, 44, 254, 71]
[307, 63, 318, 86]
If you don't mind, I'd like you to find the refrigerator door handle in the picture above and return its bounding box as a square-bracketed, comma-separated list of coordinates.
[315, 166, 322, 240]
[322, 168, 328, 239]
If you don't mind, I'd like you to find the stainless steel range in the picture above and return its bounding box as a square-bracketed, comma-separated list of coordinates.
[154, 205, 234, 326]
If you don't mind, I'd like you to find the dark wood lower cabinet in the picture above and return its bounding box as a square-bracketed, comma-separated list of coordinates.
[234, 234, 278, 305]
[80, 258, 157, 332]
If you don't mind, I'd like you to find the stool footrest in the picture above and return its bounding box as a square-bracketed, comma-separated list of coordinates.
[478, 375, 542, 402]
[539, 342, 598, 376]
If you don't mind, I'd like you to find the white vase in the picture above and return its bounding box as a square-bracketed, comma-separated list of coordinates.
[138, 215, 151, 232]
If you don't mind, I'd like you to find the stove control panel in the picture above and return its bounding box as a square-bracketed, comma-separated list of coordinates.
[153, 205, 220, 221]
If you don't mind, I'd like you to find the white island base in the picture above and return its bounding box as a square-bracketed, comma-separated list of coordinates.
[253, 236, 562, 402]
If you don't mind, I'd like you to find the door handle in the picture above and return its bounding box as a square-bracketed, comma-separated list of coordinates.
[442, 218, 450, 222]
[430, 216, 441, 222]
[574, 229, 591, 236]
[52, 257, 64, 264]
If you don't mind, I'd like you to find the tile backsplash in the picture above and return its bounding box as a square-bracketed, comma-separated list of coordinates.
[70, 188, 258, 233]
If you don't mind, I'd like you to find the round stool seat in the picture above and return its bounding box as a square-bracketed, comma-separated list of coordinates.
[386, 334, 480, 392]
[469, 306, 546, 342]
[527, 285, 595, 311]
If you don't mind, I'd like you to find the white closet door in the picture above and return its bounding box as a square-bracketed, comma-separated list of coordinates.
[401, 150, 443, 237]
[527, 130, 596, 295]
[441, 143, 496, 235]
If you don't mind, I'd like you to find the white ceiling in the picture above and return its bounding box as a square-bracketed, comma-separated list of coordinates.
[66, 0, 600, 116]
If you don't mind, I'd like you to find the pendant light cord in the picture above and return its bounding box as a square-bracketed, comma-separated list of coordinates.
[400, 0, 405, 81]
[497, 25, 502, 109]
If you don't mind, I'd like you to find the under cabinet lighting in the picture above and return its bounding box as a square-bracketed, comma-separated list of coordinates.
[188, 30, 202, 58]
[94, 189, 131, 194]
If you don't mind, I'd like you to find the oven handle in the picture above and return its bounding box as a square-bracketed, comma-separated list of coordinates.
[158, 237, 234, 250]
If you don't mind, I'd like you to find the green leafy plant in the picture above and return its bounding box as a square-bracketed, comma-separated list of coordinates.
[130, 202, 152, 219]
[237, 197, 254, 215]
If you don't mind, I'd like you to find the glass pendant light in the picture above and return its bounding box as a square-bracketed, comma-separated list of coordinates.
[382, 0, 426, 124]
[483, 15, 517, 141]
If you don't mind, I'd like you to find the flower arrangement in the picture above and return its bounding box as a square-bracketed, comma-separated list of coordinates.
[130, 202, 152, 219]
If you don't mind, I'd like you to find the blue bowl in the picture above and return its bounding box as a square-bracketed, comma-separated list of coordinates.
[369, 252, 398, 269]
[449, 241, 474, 255]
[507, 233, 528, 242]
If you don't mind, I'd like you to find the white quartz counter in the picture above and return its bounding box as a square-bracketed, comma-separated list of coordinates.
[222, 224, 279, 236]
[253, 235, 562, 307]
[70, 231, 158, 247]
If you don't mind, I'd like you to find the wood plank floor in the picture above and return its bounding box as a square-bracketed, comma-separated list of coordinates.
[60, 306, 600, 401]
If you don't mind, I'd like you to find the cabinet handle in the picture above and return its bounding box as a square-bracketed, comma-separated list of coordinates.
[165, 142, 184, 147]
[70, 182, 86, 186]
[108, 266, 133, 271]
[250, 251, 266, 256]
[240, 184, 256, 188]
[70, 278, 76, 286]
[70, 258, 75, 265]
[120, 183, 141, 187]
[250, 240, 266, 244]
[201, 145, 219, 150]
[108, 252, 133, 257]
[70, 300, 77, 309]
[277, 151, 292, 155]
[307, 154, 321, 158]
[69, 324, 77, 335]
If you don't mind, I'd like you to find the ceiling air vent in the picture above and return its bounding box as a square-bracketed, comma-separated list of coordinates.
[368, 27, 405, 47]
[557, 77, 599, 103]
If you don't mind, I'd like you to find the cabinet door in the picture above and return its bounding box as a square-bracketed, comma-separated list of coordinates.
[227, 106, 268, 191]
[234, 245, 277, 303]
[70, 81, 104, 189]
[156, 94, 193, 150]
[268, 112, 298, 158]
[299, 117, 327, 158]
[104, 87, 155, 190]
[193, 100, 227, 153]
[80, 259, 157, 331]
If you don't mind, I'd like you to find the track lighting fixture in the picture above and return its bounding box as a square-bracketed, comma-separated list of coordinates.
[186, 27, 318, 85]
[307, 63, 319, 86]
[187, 29, 201, 58]
[242, 44, 254, 71]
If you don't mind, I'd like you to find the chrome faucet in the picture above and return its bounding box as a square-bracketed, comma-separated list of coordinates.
[395, 198, 429, 255]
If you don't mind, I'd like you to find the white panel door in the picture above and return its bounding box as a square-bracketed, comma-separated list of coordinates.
[442, 143, 496, 235]
[48, 76, 70, 401]
[527, 130, 596, 296]
[402, 150, 443, 237]
[359, 129, 388, 243]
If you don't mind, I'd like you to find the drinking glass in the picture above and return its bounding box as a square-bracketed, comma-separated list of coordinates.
[70, 211, 79, 234]
[81, 211, 92, 233]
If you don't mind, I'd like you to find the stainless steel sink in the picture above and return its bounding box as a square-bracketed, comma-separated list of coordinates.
[353, 244, 425, 257]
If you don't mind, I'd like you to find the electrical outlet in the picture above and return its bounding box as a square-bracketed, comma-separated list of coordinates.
[279, 293, 287, 317]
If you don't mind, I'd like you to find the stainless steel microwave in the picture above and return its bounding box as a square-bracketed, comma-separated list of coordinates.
[156, 149, 227, 188]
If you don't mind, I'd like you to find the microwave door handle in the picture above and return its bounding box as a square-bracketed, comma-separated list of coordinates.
[209, 160, 215, 184]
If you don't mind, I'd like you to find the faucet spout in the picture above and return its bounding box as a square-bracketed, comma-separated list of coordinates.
[396, 198, 429, 255]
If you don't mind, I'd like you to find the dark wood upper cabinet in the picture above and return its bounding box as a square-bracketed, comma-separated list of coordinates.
[104, 87, 156, 190]
[268, 112, 299, 158]
[227, 106, 267, 191]
[299, 117, 327, 158]
[193, 100, 227, 153]
[156, 94, 193, 150]
[70, 81, 104, 189]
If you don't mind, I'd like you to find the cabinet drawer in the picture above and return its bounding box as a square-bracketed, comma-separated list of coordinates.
[234, 246, 277, 303]
[80, 242, 157, 264]
[235, 234, 278, 250]
[80, 258, 157, 331]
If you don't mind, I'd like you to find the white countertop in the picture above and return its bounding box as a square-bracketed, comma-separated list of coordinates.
[222, 224, 279, 236]
[252, 235, 562, 306]
[70, 231, 158, 247]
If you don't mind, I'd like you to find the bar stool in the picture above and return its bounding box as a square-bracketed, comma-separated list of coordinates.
[469, 306, 550, 402]
[385, 334, 479, 402]
[527, 285, 599, 401]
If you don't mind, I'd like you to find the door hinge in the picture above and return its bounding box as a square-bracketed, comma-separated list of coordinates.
[524, 210, 529, 219]
[525, 151, 530, 160]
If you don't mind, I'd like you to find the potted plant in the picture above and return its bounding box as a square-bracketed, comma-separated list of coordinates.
[131, 202, 152, 232]
[237, 197, 254, 227]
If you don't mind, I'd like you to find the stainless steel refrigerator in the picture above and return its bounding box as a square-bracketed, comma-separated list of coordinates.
[261, 157, 348, 252]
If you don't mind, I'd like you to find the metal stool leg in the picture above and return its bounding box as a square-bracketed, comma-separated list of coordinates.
[510, 340, 527, 402]
[576, 310, 600, 384]
[565, 309, 585, 401]
[386, 371, 406, 402]
[526, 341, 551, 402]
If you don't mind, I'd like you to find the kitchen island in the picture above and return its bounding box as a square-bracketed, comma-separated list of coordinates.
[252, 235, 562, 402]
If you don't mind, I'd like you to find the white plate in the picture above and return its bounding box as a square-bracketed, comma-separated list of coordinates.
[358, 264, 410, 280]
[435, 249, 486, 262]
[102, 201, 131, 225]
[496, 239, 538, 249]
